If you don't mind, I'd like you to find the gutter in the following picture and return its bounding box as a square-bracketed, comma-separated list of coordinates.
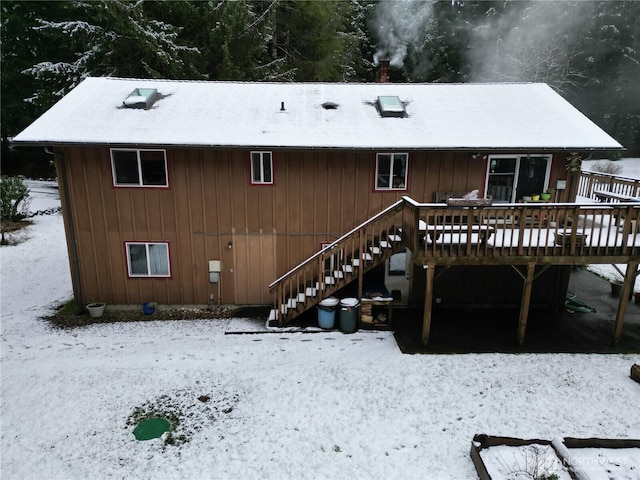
[44, 147, 84, 306]
[14, 140, 626, 152]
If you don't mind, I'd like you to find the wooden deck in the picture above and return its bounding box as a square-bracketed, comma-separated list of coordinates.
[404, 198, 639, 347]
[270, 196, 640, 347]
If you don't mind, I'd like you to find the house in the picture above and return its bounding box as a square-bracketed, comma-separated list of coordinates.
[15, 76, 637, 345]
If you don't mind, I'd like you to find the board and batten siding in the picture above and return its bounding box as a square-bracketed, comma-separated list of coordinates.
[55, 146, 566, 306]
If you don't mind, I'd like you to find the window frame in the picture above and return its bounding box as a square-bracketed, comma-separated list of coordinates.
[110, 148, 169, 188]
[250, 151, 274, 185]
[374, 153, 409, 191]
[125, 241, 171, 278]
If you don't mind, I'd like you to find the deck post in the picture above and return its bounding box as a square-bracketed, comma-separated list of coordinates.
[517, 262, 536, 346]
[358, 228, 365, 301]
[421, 262, 436, 346]
[612, 261, 638, 345]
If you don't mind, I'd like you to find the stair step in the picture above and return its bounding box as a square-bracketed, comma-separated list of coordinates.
[379, 240, 392, 248]
[324, 276, 336, 285]
[287, 298, 297, 309]
[370, 246, 381, 255]
[352, 253, 372, 267]
[333, 270, 344, 279]
[342, 264, 353, 273]
[297, 293, 306, 302]
[268, 309, 278, 321]
[306, 286, 317, 297]
[280, 304, 288, 314]
[387, 234, 401, 242]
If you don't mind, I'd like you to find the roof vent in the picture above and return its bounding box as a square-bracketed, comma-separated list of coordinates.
[322, 102, 339, 110]
[123, 88, 158, 109]
[377, 96, 405, 118]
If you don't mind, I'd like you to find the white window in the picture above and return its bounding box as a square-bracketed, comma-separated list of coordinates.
[485, 154, 551, 203]
[125, 242, 170, 277]
[111, 149, 168, 187]
[375, 153, 408, 190]
[250, 151, 273, 184]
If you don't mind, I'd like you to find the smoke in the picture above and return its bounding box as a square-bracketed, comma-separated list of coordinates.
[369, 1, 600, 90]
[467, 2, 594, 92]
[370, 0, 433, 68]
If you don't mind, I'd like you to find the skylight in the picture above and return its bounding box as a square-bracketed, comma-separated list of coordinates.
[123, 88, 158, 109]
[377, 96, 405, 118]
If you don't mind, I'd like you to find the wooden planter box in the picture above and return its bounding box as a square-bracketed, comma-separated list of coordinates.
[446, 198, 492, 207]
[470, 434, 556, 480]
[554, 231, 588, 247]
[471, 434, 640, 480]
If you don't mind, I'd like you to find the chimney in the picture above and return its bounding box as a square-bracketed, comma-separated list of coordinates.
[376, 60, 390, 83]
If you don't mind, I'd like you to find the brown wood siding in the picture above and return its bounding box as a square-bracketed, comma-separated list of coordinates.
[57, 146, 569, 306]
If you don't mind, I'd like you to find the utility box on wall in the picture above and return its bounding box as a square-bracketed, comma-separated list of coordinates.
[209, 260, 221, 283]
[208, 260, 222, 305]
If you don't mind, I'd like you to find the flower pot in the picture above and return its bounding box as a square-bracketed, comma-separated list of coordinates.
[142, 302, 156, 315]
[540, 193, 551, 201]
[86, 302, 106, 318]
[610, 282, 633, 299]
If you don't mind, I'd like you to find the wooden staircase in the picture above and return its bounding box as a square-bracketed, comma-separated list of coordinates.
[268, 198, 414, 326]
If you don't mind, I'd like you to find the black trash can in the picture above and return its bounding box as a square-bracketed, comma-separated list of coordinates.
[339, 297, 360, 333]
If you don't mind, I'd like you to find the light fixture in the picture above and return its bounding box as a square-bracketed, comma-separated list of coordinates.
[227, 242, 233, 249]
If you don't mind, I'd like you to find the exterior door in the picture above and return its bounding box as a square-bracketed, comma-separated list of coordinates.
[232, 234, 276, 304]
[486, 154, 551, 203]
[384, 249, 412, 305]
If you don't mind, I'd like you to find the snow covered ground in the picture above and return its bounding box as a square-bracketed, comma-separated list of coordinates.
[1, 163, 639, 480]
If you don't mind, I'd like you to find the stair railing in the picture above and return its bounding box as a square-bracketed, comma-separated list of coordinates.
[269, 198, 408, 325]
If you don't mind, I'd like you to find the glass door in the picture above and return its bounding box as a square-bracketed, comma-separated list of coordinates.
[486, 155, 551, 202]
[486, 156, 517, 202]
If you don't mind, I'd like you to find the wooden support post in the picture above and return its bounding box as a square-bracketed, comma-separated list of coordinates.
[517, 262, 536, 346]
[358, 228, 365, 302]
[612, 261, 638, 345]
[421, 262, 436, 346]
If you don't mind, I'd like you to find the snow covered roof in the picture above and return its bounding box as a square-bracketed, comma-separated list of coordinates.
[13, 77, 623, 150]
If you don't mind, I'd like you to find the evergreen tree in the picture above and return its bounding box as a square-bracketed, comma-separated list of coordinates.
[21, 0, 201, 109]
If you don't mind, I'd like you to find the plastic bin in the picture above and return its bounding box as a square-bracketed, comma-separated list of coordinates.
[317, 297, 339, 329]
[339, 297, 360, 333]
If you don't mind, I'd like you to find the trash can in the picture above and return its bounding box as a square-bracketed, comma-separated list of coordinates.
[317, 297, 339, 329]
[339, 297, 360, 333]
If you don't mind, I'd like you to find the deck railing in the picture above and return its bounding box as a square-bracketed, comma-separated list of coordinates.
[578, 169, 640, 202]
[410, 201, 640, 264]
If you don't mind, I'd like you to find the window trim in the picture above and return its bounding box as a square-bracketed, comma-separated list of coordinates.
[110, 148, 169, 188]
[374, 153, 409, 191]
[250, 151, 274, 185]
[125, 241, 171, 278]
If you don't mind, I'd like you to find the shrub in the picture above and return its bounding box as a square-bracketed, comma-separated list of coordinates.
[590, 161, 623, 176]
[0, 176, 30, 222]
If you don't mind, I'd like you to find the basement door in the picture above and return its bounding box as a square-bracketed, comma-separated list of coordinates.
[232, 235, 276, 305]
[384, 249, 412, 305]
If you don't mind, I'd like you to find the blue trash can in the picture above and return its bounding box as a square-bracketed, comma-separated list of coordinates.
[318, 297, 339, 329]
[339, 298, 360, 333]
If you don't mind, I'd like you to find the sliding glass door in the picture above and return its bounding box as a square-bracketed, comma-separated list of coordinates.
[485, 154, 551, 203]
